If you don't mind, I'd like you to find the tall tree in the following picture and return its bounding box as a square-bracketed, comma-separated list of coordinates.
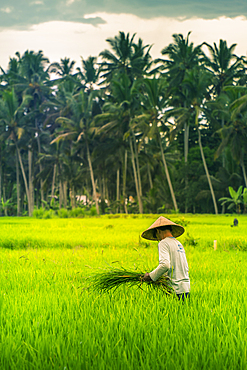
[77, 56, 101, 91]
[170, 67, 219, 214]
[215, 89, 247, 187]
[99, 31, 153, 85]
[202, 39, 246, 97]
[52, 89, 101, 214]
[158, 32, 204, 211]
[94, 73, 143, 213]
[0, 89, 33, 215]
[132, 77, 178, 212]
[158, 32, 203, 86]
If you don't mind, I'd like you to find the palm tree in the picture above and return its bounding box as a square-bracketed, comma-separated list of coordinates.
[20, 51, 52, 211]
[77, 56, 101, 91]
[170, 67, 218, 214]
[94, 73, 143, 213]
[1, 50, 52, 212]
[158, 32, 204, 86]
[215, 92, 247, 187]
[158, 32, 204, 211]
[0, 56, 20, 87]
[48, 57, 76, 77]
[48, 57, 81, 94]
[132, 77, 178, 212]
[99, 31, 153, 84]
[0, 89, 33, 215]
[51, 89, 101, 214]
[202, 39, 246, 96]
[37, 138, 71, 209]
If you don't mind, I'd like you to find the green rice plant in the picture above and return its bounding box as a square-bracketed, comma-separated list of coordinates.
[0, 213, 246, 250]
[0, 229, 247, 369]
[89, 268, 174, 295]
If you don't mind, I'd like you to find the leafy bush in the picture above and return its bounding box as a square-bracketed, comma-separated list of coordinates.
[69, 208, 86, 218]
[33, 208, 46, 219]
[57, 208, 69, 218]
[43, 210, 56, 219]
[90, 206, 97, 216]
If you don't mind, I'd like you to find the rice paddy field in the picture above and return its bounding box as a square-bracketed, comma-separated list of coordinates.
[0, 214, 247, 369]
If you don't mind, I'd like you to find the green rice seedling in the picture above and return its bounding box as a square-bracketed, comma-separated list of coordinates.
[0, 214, 246, 251]
[0, 230, 247, 369]
[89, 268, 174, 295]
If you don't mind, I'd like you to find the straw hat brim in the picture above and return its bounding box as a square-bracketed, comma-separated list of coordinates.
[141, 216, 184, 241]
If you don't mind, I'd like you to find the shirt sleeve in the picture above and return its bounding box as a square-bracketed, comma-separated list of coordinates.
[149, 240, 170, 281]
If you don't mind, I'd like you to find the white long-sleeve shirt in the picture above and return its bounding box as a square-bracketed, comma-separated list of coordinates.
[149, 237, 190, 294]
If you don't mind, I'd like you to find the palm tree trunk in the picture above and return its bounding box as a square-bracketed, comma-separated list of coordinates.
[158, 134, 178, 212]
[51, 164, 57, 204]
[184, 122, 189, 213]
[147, 164, 153, 190]
[86, 141, 99, 215]
[116, 168, 120, 213]
[198, 129, 218, 214]
[220, 118, 226, 215]
[123, 150, 128, 214]
[99, 175, 106, 214]
[28, 148, 34, 215]
[36, 120, 44, 207]
[129, 137, 143, 213]
[59, 181, 63, 209]
[105, 181, 111, 213]
[39, 160, 44, 207]
[16, 151, 20, 216]
[103, 175, 106, 200]
[70, 186, 76, 209]
[184, 123, 189, 162]
[15, 142, 31, 216]
[221, 118, 226, 168]
[3, 186, 7, 216]
[58, 163, 67, 209]
[132, 132, 142, 197]
[144, 141, 153, 190]
[63, 181, 67, 208]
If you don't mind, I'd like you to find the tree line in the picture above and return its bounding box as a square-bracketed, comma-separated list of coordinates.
[0, 31, 247, 216]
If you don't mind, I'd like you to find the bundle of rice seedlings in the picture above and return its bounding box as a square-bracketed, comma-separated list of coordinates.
[89, 268, 174, 295]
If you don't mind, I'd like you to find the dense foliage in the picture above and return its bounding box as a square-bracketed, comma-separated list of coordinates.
[1, 32, 247, 216]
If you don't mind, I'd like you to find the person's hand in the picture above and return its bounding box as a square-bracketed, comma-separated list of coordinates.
[143, 272, 152, 282]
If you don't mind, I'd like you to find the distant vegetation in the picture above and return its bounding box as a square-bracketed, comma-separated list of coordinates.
[1, 31, 247, 216]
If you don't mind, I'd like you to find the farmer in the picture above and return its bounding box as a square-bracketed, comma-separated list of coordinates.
[141, 216, 190, 301]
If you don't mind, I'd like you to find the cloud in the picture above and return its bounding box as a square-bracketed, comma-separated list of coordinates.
[1, 12, 247, 72]
[0, 0, 246, 30]
[0, 7, 12, 13]
[0, 0, 106, 29]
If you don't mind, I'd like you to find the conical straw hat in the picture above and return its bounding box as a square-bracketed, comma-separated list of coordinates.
[141, 216, 184, 241]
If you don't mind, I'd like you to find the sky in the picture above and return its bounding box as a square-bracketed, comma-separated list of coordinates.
[1, 0, 247, 70]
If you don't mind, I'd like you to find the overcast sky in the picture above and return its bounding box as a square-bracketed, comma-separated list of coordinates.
[1, 0, 247, 70]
